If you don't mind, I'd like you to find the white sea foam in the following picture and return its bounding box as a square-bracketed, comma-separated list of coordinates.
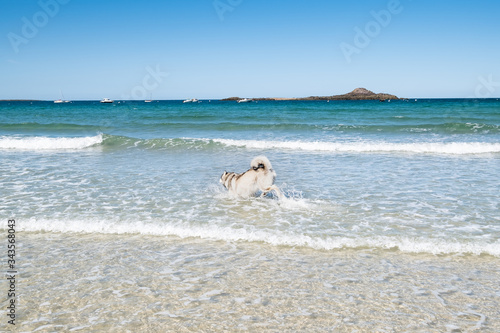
[0, 134, 103, 150]
[17, 218, 500, 257]
[209, 138, 500, 155]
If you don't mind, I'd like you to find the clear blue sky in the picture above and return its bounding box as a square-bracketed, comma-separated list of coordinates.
[1, 0, 499, 100]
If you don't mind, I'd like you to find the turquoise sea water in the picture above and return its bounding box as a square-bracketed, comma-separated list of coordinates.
[1, 99, 499, 331]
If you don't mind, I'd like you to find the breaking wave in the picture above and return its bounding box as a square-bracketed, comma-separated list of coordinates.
[210, 138, 500, 155]
[17, 218, 500, 257]
[0, 134, 103, 150]
[1, 134, 499, 155]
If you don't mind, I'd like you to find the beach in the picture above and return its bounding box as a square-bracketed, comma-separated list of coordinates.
[14, 233, 500, 332]
[1, 99, 499, 331]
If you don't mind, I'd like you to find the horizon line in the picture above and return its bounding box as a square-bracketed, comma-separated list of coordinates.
[2, 97, 500, 102]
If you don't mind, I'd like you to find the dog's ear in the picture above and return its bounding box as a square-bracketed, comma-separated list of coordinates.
[220, 171, 227, 184]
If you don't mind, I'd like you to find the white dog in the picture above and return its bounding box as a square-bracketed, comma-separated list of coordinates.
[220, 156, 283, 199]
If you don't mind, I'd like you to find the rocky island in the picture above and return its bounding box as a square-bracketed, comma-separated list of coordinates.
[222, 88, 399, 101]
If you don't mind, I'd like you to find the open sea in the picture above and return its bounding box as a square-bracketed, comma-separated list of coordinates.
[1, 99, 499, 332]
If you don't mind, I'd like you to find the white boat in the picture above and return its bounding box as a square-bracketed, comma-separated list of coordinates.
[237, 98, 252, 103]
[54, 90, 70, 103]
[183, 98, 199, 103]
[100, 98, 113, 103]
[145, 93, 153, 102]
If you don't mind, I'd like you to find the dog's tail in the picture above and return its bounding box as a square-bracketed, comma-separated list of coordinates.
[251, 155, 273, 171]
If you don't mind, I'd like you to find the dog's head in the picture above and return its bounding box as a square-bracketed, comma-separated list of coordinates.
[250, 156, 272, 173]
[220, 171, 229, 184]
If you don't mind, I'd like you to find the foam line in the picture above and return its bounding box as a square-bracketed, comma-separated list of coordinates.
[210, 138, 500, 155]
[0, 134, 103, 150]
[17, 219, 500, 257]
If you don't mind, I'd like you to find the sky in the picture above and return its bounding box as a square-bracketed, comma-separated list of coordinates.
[1, 0, 500, 100]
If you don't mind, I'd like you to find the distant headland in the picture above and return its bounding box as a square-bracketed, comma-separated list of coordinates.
[0, 88, 400, 102]
[0, 99, 42, 102]
[221, 88, 400, 101]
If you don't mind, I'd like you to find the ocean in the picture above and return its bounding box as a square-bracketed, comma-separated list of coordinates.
[1, 99, 499, 331]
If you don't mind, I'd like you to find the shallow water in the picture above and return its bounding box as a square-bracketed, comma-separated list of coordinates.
[10, 233, 500, 332]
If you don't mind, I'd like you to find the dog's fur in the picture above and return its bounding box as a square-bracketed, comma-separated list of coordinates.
[220, 156, 283, 198]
